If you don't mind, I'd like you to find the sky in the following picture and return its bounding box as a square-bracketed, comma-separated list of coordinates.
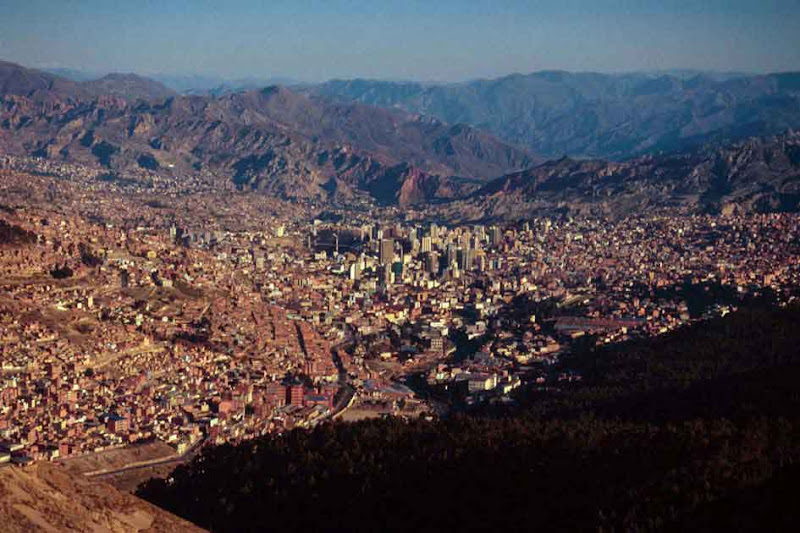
[1, 0, 799, 82]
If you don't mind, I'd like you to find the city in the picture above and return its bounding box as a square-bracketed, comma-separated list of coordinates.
[2, 1, 800, 528]
[2, 155, 798, 474]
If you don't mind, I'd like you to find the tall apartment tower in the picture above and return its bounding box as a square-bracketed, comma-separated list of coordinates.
[421, 236, 432, 253]
[379, 238, 395, 265]
[489, 226, 503, 247]
[425, 252, 439, 275]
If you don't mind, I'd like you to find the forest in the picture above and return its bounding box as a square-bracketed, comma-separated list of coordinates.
[138, 303, 800, 531]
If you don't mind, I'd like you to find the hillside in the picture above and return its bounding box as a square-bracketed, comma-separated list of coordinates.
[82, 73, 177, 101]
[0, 61, 533, 205]
[138, 304, 800, 531]
[0, 462, 204, 532]
[4, 60, 800, 215]
[312, 71, 800, 160]
[437, 131, 800, 221]
[0, 60, 90, 101]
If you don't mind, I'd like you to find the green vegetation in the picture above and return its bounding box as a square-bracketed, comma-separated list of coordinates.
[138, 304, 800, 531]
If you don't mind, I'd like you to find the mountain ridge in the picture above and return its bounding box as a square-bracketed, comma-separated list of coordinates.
[83, 73, 177, 101]
[0, 60, 534, 206]
[437, 131, 800, 221]
[310, 70, 800, 161]
[3, 59, 800, 215]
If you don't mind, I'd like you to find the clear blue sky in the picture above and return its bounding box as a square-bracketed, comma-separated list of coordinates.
[2, 0, 799, 81]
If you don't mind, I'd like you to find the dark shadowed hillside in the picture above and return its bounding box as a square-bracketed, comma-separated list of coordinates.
[138, 304, 800, 532]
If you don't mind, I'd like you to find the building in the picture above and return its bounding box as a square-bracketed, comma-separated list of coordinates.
[349, 262, 362, 281]
[458, 248, 475, 271]
[489, 226, 502, 247]
[429, 334, 444, 354]
[106, 415, 129, 434]
[425, 252, 439, 275]
[421, 236, 432, 253]
[380, 238, 395, 265]
[287, 385, 305, 406]
[380, 263, 394, 286]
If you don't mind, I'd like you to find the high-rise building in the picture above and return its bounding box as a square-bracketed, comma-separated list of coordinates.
[287, 385, 304, 406]
[446, 245, 458, 269]
[429, 223, 439, 242]
[380, 263, 394, 285]
[380, 238, 395, 265]
[425, 252, 439, 275]
[429, 334, 444, 354]
[361, 224, 373, 242]
[349, 262, 361, 281]
[489, 226, 503, 247]
[391, 261, 404, 280]
[421, 236, 432, 253]
[458, 248, 475, 271]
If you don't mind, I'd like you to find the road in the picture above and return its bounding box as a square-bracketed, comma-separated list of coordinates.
[86, 437, 206, 480]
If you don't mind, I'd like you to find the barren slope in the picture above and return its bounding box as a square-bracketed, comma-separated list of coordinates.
[0, 463, 205, 533]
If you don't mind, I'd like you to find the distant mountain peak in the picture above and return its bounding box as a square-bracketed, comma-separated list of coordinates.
[0, 59, 88, 100]
[82, 72, 176, 101]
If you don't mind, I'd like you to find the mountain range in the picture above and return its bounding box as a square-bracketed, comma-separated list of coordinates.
[0, 60, 533, 205]
[2, 60, 800, 216]
[438, 131, 800, 221]
[0, 61, 176, 102]
[311, 71, 800, 160]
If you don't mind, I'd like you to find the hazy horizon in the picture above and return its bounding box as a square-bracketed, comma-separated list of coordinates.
[2, 0, 799, 83]
[29, 64, 773, 89]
